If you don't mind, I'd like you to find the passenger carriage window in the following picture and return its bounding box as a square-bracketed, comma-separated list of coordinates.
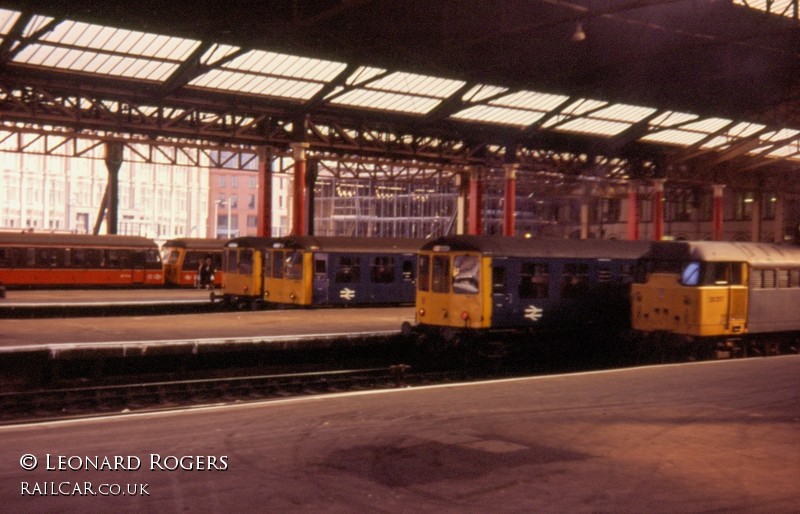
[370, 256, 395, 283]
[285, 251, 303, 280]
[519, 262, 549, 299]
[402, 259, 414, 281]
[85, 249, 101, 268]
[418, 255, 430, 292]
[335, 256, 360, 283]
[561, 263, 590, 298]
[272, 250, 284, 278]
[431, 255, 450, 293]
[182, 251, 201, 271]
[315, 259, 326, 274]
[168, 251, 179, 264]
[491, 266, 506, 294]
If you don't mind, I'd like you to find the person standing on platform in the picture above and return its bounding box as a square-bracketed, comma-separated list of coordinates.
[198, 256, 215, 290]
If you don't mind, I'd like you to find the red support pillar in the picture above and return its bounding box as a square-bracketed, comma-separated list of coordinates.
[467, 166, 483, 235]
[626, 181, 639, 241]
[256, 146, 272, 237]
[503, 163, 517, 237]
[652, 179, 665, 241]
[290, 142, 309, 236]
[712, 184, 725, 241]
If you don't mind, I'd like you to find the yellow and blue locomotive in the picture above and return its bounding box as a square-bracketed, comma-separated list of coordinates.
[407, 236, 650, 347]
[632, 240, 800, 357]
[222, 236, 420, 308]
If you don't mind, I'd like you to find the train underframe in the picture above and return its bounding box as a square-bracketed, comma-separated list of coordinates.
[403, 322, 800, 367]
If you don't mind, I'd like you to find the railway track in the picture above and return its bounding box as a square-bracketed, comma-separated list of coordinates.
[0, 364, 486, 426]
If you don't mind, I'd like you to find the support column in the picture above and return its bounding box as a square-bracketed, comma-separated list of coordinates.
[652, 179, 665, 241]
[104, 142, 123, 235]
[773, 193, 785, 243]
[503, 163, 517, 237]
[580, 185, 590, 239]
[257, 146, 273, 237]
[455, 172, 466, 235]
[290, 142, 309, 236]
[626, 181, 639, 241]
[467, 166, 483, 235]
[712, 184, 725, 241]
[750, 193, 761, 242]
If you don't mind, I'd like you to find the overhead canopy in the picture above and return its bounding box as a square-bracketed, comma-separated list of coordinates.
[2, 1, 800, 177]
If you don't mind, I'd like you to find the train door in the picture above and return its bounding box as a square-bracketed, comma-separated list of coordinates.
[491, 258, 515, 327]
[130, 250, 145, 284]
[313, 252, 329, 303]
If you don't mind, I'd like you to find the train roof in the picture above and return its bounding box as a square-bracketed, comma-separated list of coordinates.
[162, 238, 227, 250]
[223, 236, 280, 250]
[0, 231, 158, 248]
[645, 241, 800, 266]
[276, 236, 424, 254]
[421, 236, 651, 260]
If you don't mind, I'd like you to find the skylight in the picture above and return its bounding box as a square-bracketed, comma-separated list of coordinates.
[451, 89, 569, 126]
[734, 0, 797, 19]
[330, 71, 465, 115]
[13, 19, 201, 82]
[189, 49, 347, 101]
[0, 8, 20, 44]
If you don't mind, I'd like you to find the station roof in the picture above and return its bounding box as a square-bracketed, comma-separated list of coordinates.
[2, 1, 800, 177]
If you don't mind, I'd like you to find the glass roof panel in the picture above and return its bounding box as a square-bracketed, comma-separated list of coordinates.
[491, 90, 570, 111]
[555, 117, 633, 136]
[462, 84, 508, 103]
[221, 50, 346, 82]
[559, 98, 608, 116]
[331, 89, 441, 114]
[451, 105, 546, 126]
[367, 72, 465, 98]
[728, 121, 766, 138]
[767, 142, 800, 158]
[680, 117, 732, 133]
[346, 66, 387, 86]
[590, 103, 656, 123]
[734, 0, 795, 19]
[763, 128, 800, 142]
[12, 18, 199, 82]
[641, 129, 709, 146]
[698, 136, 731, 149]
[0, 9, 21, 37]
[201, 44, 241, 65]
[650, 111, 699, 127]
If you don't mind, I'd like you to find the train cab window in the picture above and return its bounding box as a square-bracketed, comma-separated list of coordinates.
[167, 251, 179, 265]
[272, 250, 284, 278]
[285, 251, 303, 280]
[335, 256, 360, 283]
[431, 255, 450, 293]
[224, 249, 237, 273]
[370, 256, 395, 283]
[238, 249, 253, 275]
[561, 263, 590, 298]
[182, 251, 200, 271]
[519, 262, 549, 299]
[681, 262, 701, 286]
[452, 255, 480, 294]
[418, 255, 430, 292]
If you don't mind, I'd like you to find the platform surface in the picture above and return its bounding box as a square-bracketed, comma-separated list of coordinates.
[0, 288, 214, 307]
[1, 355, 797, 513]
[0, 307, 414, 350]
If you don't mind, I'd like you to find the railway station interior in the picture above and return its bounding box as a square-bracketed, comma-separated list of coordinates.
[1, 1, 799, 512]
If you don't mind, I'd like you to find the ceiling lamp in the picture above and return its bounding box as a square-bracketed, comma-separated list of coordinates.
[572, 22, 586, 42]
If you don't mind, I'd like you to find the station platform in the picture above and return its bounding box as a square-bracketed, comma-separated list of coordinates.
[0, 355, 797, 512]
[0, 306, 415, 358]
